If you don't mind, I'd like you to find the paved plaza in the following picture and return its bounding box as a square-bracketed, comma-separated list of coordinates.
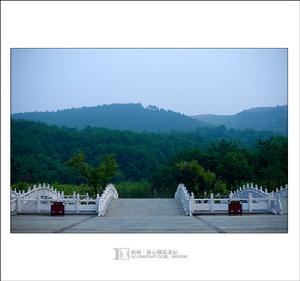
[11, 199, 288, 233]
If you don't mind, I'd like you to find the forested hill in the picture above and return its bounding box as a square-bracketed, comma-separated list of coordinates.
[12, 103, 209, 132]
[11, 119, 277, 184]
[192, 105, 287, 135]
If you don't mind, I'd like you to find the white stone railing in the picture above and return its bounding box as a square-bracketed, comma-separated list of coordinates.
[11, 183, 118, 216]
[11, 183, 59, 214]
[13, 197, 97, 214]
[97, 184, 118, 216]
[232, 183, 288, 199]
[175, 184, 192, 216]
[273, 185, 288, 215]
[10, 198, 17, 215]
[231, 183, 269, 199]
[274, 185, 288, 198]
[192, 193, 283, 215]
[176, 182, 288, 216]
[231, 183, 287, 215]
[11, 183, 59, 200]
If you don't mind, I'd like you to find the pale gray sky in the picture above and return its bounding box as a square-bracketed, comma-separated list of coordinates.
[12, 48, 287, 115]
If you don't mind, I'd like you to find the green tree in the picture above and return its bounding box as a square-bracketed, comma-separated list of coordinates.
[175, 160, 204, 195]
[151, 166, 177, 197]
[254, 137, 288, 188]
[216, 150, 253, 188]
[174, 160, 227, 196]
[65, 152, 119, 194]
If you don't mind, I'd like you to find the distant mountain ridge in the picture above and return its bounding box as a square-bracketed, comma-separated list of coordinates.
[12, 103, 287, 135]
[12, 103, 209, 132]
[192, 105, 287, 135]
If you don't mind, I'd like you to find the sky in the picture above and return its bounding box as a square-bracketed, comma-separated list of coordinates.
[11, 48, 287, 116]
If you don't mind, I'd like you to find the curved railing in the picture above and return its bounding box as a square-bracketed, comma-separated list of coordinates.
[274, 185, 288, 198]
[232, 183, 268, 199]
[174, 184, 192, 216]
[23, 185, 59, 200]
[11, 183, 60, 214]
[98, 184, 118, 216]
[231, 183, 288, 215]
[11, 183, 60, 200]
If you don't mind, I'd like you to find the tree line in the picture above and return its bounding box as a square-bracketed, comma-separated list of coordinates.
[11, 119, 287, 197]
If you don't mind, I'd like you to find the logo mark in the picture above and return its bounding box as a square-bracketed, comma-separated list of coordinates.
[113, 248, 130, 260]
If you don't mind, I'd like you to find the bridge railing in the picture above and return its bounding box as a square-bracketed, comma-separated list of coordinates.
[10, 198, 17, 215]
[11, 183, 118, 215]
[231, 183, 288, 198]
[98, 184, 118, 216]
[274, 185, 288, 198]
[175, 182, 287, 216]
[192, 193, 283, 215]
[175, 184, 192, 216]
[231, 183, 287, 214]
[12, 195, 98, 215]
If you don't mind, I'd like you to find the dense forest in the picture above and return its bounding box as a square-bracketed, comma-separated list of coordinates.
[11, 119, 287, 197]
[193, 105, 287, 135]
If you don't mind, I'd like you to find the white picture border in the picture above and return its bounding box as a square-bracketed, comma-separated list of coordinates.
[1, 1, 299, 281]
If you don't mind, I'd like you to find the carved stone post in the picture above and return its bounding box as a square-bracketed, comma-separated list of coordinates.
[276, 197, 283, 215]
[96, 194, 100, 212]
[37, 194, 41, 213]
[190, 192, 194, 216]
[248, 193, 252, 212]
[76, 194, 80, 214]
[210, 193, 214, 213]
[16, 195, 21, 214]
[73, 191, 76, 211]
[267, 193, 272, 213]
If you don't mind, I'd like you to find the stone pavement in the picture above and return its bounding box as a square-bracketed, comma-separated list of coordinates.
[106, 198, 184, 217]
[11, 198, 288, 233]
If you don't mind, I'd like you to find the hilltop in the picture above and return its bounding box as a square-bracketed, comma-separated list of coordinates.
[12, 103, 208, 132]
[192, 105, 287, 135]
